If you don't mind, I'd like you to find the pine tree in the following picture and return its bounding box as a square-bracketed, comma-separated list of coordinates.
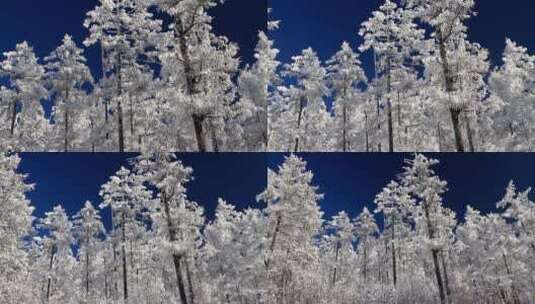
[84, 0, 162, 152]
[0, 153, 37, 304]
[326, 42, 367, 152]
[258, 154, 324, 302]
[45, 35, 94, 152]
[1, 42, 49, 151]
[73, 201, 105, 299]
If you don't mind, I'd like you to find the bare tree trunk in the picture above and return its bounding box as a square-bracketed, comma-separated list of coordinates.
[161, 191, 189, 304]
[116, 53, 125, 153]
[441, 251, 452, 302]
[209, 119, 219, 152]
[10, 99, 16, 137]
[86, 249, 90, 295]
[173, 15, 206, 152]
[129, 94, 135, 151]
[121, 214, 128, 302]
[294, 96, 305, 152]
[342, 105, 348, 152]
[424, 202, 446, 304]
[502, 253, 521, 304]
[363, 241, 368, 280]
[266, 214, 282, 269]
[391, 217, 397, 286]
[332, 241, 340, 285]
[63, 87, 71, 152]
[192, 114, 206, 152]
[386, 57, 394, 152]
[464, 112, 475, 152]
[365, 111, 370, 152]
[437, 31, 465, 152]
[185, 258, 196, 304]
[46, 245, 56, 302]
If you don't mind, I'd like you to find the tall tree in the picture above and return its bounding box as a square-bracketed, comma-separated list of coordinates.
[45, 35, 93, 152]
[404, 0, 476, 151]
[84, 0, 161, 152]
[73, 201, 105, 298]
[0, 153, 37, 304]
[326, 42, 367, 152]
[1, 42, 49, 151]
[359, 0, 424, 152]
[100, 166, 152, 302]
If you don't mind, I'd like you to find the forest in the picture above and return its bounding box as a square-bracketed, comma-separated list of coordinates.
[268, 0, 535, 152]
[0, 0, 268, 152]
[1, 152, 534, 304]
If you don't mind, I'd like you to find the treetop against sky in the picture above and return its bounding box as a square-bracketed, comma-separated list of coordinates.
[17, 152, 535, 233]
[267, 153, 535, 223]
[0, 0, 266, 79]
[18, 153, 267, 231]
[270, 0, 534, 77]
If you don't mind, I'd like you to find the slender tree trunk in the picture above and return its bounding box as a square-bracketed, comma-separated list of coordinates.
[64, 86, 71, 152]
[10, 99, 16, 137]
[266, 214, 282, 269]
[332, 241, 340, 285]
[46, 245, 56, 302]
[391, 218, 397, 286]
[365, 112, 370, 152]
[117, 53, 125, 153]
[386, 57, 394, 152]
[423, 202, 446, 304]
[464, 112, 475, 152]
[121, 214, 128, 302]
[129, 94, 135, 151]
[86, 249, 90, 295]
[64, 109, 69, 152]
[432, 250, 447, 304]
[441, 251, 452, 302]
[363, 241, 368, 280]
[173, 15, 206, 152]
[209, 119, 219, 152]
[437, 32, 465, 152]
[502, 253, 521, 304]
[185, 258, 195, 304]
[342, 105, 348, 152]
[294, 96, 305, 152]
[101, 46, 110, 143]
[161, 191, 189, 304]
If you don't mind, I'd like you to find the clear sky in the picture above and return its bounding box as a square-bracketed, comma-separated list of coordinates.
[18, 153, 267, 232]
[0, 0, 267, 79]
[270, 0, 535, 79]
[267, 153, 535, 225]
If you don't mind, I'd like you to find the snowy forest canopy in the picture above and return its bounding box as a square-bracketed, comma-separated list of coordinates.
[267, 0, 535, 152]
[1, 152, 534, 304]
[0, 0, 268, 152]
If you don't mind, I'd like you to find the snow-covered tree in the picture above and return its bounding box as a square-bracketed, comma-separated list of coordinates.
[258, 154, 324, 302]
[73, 201, 105, 299]
[45, 35, 93, 152]
[273, 48, 332, 152]
[326, 42, 367, 151]
[99, 166, 152, 302]
[239, 31, 280, 151]
[84, 0, 162, 152]
[490, 39, 535, 151]
[359, 0, 424, 152]
[37, 205, 77, 304]
[0, 153, 37, 304]
[1, 42, 49, 151]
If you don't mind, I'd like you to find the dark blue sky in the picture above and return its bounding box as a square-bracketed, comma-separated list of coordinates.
[267, 153, 535, 225]
[0, 0, 266, 80]
[18, 153, 267, 232]
[270, 0, 535, 79]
